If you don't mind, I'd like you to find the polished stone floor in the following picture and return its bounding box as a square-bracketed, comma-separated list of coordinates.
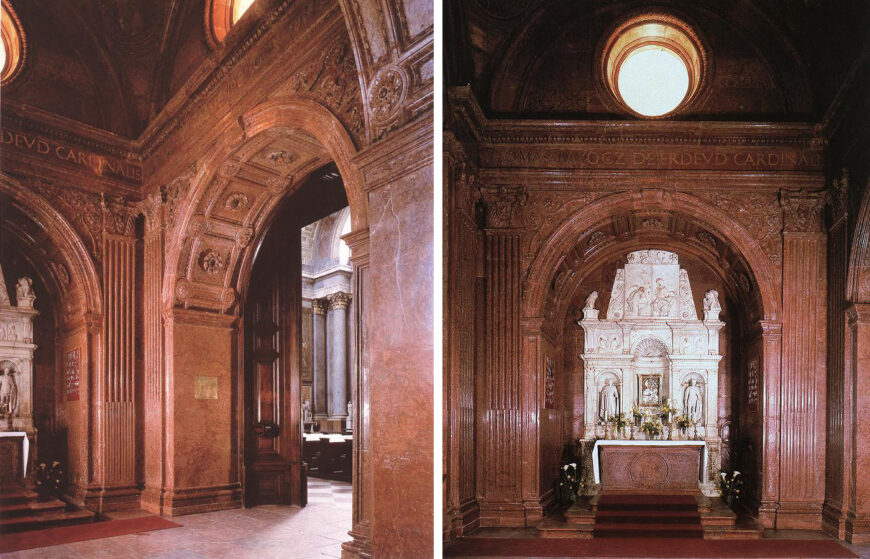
[0, 478, 351, 559]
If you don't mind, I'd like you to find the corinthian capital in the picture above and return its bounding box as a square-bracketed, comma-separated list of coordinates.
[327, 292, 352, 310]
[312, 298, 328, 315]
[780, 191, 825, 233]
[482, 185, 528, 229]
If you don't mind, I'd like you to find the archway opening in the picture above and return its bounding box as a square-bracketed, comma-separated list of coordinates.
[539, 211, 767, 517]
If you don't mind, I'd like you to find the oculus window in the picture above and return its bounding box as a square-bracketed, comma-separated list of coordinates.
[208, 0, 258, 46]
[602, 15, 706, 118]
[1, 1, 25, 85]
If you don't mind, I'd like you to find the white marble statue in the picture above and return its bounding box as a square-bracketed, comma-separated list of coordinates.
[346, 401, 353, 431]
[598, 379, 619, 423]
[626, 286, 650, 317]
[684, 379, 703, 424]
[15, 278, 34, 309]
[584, 291, 598, 310]
[0, 366, 18, 416]
[703, 290, 721, 311]
[302, 399, 312, 423]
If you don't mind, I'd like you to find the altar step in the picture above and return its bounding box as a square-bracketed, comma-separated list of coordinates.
[0, 488, 95, 533]
[537, 493, 763, 540]
[594, 494, 702, 538]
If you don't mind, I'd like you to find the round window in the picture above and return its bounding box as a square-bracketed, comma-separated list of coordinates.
[207, 0, 257, 46]
[602, 15, 706, 118]
[1, 1, 26, 85]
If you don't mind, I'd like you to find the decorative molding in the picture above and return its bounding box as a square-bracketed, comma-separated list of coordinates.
[199, 250, 225, 275]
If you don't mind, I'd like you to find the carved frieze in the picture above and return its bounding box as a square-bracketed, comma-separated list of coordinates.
[695, 192, 783, 271]
[288, 39, 365, 141]
[780, 191, 825, 233]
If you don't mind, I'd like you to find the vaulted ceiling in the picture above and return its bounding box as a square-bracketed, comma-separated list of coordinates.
[2, 0, 214, 137]
[445, 0, 868, 121]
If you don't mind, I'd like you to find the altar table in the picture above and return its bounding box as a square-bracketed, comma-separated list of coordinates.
[592, 440, 707, 492]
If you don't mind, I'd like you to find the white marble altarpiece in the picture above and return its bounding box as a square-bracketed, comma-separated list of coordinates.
[0, 264, 38, 435]
[577, 250, 724, 494]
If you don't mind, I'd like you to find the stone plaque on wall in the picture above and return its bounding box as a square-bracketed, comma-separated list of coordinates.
[64, 348, 80, 402]
[544, 355, 555, 409]
[195, 376, 218, 400]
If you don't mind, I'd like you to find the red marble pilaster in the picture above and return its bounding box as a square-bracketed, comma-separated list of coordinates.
[845, 304, 870, 543]
[777, 191, 827, 529]
[342, 227, 372, 559]
[759, 320, 782, 529]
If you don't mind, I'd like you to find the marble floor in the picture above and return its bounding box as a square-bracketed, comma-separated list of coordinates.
[0, 478, 352, 559]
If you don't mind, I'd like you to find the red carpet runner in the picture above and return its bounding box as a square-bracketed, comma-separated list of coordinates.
[594, 494, 702, 538]
[0, 515, 181, 553]
[444, 537, 858, 558]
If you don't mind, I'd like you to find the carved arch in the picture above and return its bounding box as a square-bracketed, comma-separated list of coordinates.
[163, 96, 367, 312]
[847, 178, 870, 303]
[523, 190, 780, 321]
[0, 173, 102, 316]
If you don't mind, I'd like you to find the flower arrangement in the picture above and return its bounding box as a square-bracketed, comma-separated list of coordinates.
[641, 419, 662, 439]
[34, 461, 65, 500]
[631, 404, 643, 425]
[675, 414, 693, 432]
[557, 462, 585, 505]
[719, 470, 743, 506]
[608, 413, 628, 433]
[659, 400, 678, 422]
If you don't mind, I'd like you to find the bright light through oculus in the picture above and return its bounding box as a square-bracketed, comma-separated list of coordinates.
[233, 0, 256, 23]
[617, 47, 689, 117]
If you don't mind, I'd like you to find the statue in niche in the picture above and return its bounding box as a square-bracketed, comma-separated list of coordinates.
[584, 291, 598, 310]
[15, 277, 34, 308]
[626, 286, 650, 317]
[610, 337, 619, 351]
[302, 399, 312, 423]
[684, 379, 703, 424]
[598, 336, 607, 353]
[346, 401, 353, 431]
[598, 379, 619, 423]
[651, 278, 676, 316]
[703, 290, 721, 312]
[0, 365, 18, 416]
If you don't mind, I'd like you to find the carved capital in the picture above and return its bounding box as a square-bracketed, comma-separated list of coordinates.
[311, 298, 328, 316]
[828, 169, 849, 223]
[482, 185, 528, 229]
[139, 192, 164, 233]
[759, 320, 783, 341]
[780, 191, 825, 233]
[327, 292, 352, 311]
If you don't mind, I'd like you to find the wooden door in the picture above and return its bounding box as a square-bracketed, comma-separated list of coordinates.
[244, 222, 304, 506]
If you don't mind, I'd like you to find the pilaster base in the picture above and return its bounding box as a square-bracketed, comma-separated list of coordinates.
[846, 512, 870, 544]
[822, 502, 848, 540]
[76, 484, 141, 513]
[341, 520, 372, 559]
[775, 501, 823, 530]
[157, 483, 242, 516]
[445, 499, 480, 540]
[758, 500, 778, 529]
[479, 502, 527, 527]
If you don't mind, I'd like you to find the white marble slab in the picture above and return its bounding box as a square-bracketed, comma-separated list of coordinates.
[592, 439, 707, 484]
[0, 431, 29, 476]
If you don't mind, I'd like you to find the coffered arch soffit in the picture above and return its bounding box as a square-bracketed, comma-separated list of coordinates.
[523, 190, 780, 323]
[163, 96, 367, 315]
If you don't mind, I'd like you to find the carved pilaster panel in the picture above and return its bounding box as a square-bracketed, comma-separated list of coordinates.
[758, 320, 782, 529]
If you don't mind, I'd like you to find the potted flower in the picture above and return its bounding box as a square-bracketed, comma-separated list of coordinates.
[719, 470, 743, 506]
[557, 462, 585, 505]
[631, 404, 643, 426]
[659, 400, 677, 423]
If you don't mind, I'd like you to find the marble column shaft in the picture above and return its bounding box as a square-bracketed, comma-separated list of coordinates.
[312, 299, 328, 418]
[327, 292, 351, 418]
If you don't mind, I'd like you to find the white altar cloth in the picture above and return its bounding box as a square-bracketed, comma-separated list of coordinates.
[592, 440, 707, 484]
[0, 431, 30, 476]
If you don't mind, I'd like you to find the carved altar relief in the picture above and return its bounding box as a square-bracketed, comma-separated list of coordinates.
[578, 250, 724, 493]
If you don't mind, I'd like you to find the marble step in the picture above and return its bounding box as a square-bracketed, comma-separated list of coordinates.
[0, 509, 95, 533]
[0, 489, 39, 505]
[596, 509, 701, 524]
[594, 521, 704, 538]
[0, 498, 66, 518]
